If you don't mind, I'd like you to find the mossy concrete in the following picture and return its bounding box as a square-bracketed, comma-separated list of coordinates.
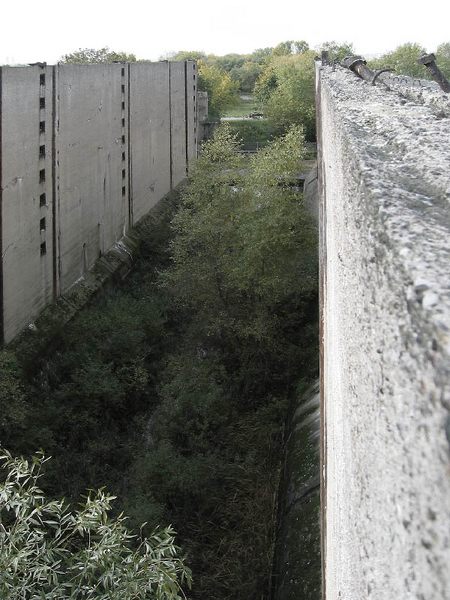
[272, 381, 320, 600]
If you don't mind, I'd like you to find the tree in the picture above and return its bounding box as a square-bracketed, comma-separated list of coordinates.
[0, 351, 27, 450]
[197, 60, 239, 118]
[369, 42, 427, 78]
[255, 51, 316, 139]
[0, 449, 191, 599]
[436, 42, 450, 78]
[319, 41, 354, 63]
[272, 40, 309, 56]
[60, 47, 136, 63]
[166, 50, 207, 62]
[161, 123, 316, 343]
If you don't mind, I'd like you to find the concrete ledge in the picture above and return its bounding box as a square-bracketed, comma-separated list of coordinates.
[318, 65, 450, 599]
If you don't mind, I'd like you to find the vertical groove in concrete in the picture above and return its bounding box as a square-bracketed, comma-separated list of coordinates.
[168, 61, 173, 190]
[51, 66, 57, 301]
[127, 63, 133, 228]
[184, 61, 189, 174]
[0, 67, 4, 344]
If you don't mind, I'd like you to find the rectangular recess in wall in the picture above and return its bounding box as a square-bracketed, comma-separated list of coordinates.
[40, 217, 46, 231]
[122, 169, 126, 179]
[39, 144, 45, 158]
[39, 97, 45, 109]
[122, 151, 126, 161]
[39, 169, 46, 183]
[40, 74, 45, 86]
[39, 193, 46, 207]
[122, 186, 126, 196]
[40, 242, 47, 256]
[39, 121, 45, 133]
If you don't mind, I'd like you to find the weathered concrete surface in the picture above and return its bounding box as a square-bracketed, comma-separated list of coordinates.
[1, 66, 54, 342]
[185, 61, 198, 165]
[170, 62, 187, 187]
[56, 64, 126, 294]
[318, 65, 450, 599]
[129, 62, 171, 224]
[0, 61, 197, 343]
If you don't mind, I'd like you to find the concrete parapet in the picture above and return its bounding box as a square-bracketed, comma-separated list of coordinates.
[317, 65, 450, 599]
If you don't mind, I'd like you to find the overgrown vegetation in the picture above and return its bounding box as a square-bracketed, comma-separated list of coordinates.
[0, 125, 317, 599]
[369, 41, 450, 79]
[0, 449, 191, 600]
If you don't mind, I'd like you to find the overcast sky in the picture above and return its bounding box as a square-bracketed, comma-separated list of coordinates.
[1, 0, 449, 65]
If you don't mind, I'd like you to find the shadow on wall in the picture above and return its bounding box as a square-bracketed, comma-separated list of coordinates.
[271, 381, 321, 600]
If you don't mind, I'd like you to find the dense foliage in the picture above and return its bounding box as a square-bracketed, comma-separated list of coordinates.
[0, 449, 191, 600]
[254, 51, 317, 140]
[60, 47, 137, 63]
[197, 60, 239, 117]
[0, 126, 317, 600]
[369, 41, 450, 79]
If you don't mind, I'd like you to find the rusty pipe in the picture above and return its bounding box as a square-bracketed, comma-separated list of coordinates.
[418, 53, 450, 93]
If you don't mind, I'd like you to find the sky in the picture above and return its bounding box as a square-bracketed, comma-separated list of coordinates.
[1, 0, 449, 65]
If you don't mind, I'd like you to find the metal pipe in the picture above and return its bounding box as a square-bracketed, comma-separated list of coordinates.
[341, 56, 375, 83]
[418, 53, 450, 93]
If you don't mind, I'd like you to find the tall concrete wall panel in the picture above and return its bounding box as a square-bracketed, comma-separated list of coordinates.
[0, 66, 54, 343]
[129, 62, 171, 224]
[317, 65, 450, 599]
[56, 64, 127, 294]
[169, 62, 187, 187]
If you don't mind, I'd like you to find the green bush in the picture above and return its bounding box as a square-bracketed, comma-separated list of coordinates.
[0, 449, 191, 600]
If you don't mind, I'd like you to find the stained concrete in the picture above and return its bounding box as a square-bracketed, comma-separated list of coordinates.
[56, 64, 126, 294]
[318, 65, 450, 599]
[1, 66, 54, 342]
[129, 62, 171, 223]
[170, 62, 187, 187]
[185, 61, 198, 166]
[272, 382, 321, 600]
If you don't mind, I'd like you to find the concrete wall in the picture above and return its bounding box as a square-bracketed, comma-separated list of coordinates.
[317, 65, 450, 599]
[0, 61, 197, 343]
[129, 62, 171, 224]
[185, 61, 198, 166]
[169, 62, 187, 187]
[272, 381, 321, 600]
[0, 65, 54, 342]
[56, 64, 127, 293]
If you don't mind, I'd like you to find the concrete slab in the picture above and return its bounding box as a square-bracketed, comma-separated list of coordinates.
[56, 64, 126, 294]
[170, 62, 187, 187]
[1, 66, 54, 342]
[129, 62, 171, 223]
